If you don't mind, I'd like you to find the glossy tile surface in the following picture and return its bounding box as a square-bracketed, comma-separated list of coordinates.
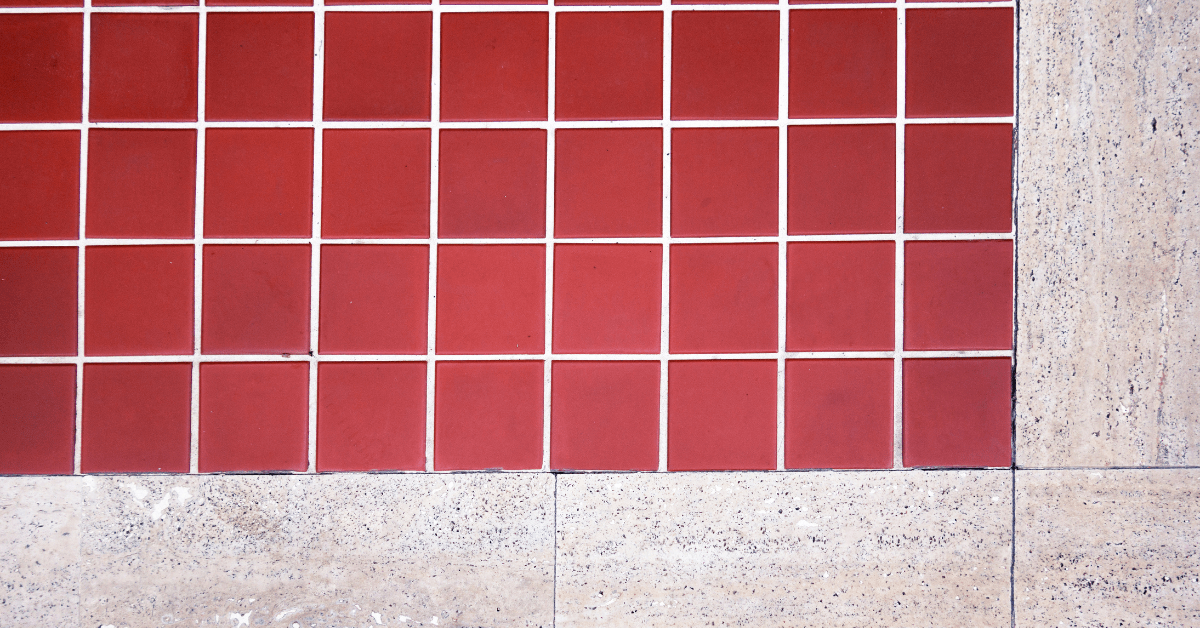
[317, 362, 426, 471]
[551, 361, 659, 471]
[0, 131, 79, 240]
[84, 245, 193, 356]
[198, 362, 309, 472]
[0, 247, 77, 357]
[86, 129, 195, 239]
[89, 14, 198, 122]
[81, 363, 191, 473]
[434, 361, 543, 470]
[667, 360, 776, 471]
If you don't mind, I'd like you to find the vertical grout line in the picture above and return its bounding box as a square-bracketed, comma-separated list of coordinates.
[775, 1, 788, 472]
[74, 0, 92, 476]
[892, 0, 906, 470]
[1010, 4, 1020, 622]
[191, 0, 207, 474]
[425, 2, 441, 473]
[308, 0, 325, 474]
[657, 2, 671, 473]
[542, 5, 556, 473]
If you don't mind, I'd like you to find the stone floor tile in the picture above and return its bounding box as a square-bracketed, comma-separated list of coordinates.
[0, 477, 81, 628]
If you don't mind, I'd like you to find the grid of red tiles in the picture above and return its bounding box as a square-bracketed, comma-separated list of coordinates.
[0, 0, 1014, 474]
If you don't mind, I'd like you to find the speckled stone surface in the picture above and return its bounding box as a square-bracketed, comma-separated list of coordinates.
[555, 471, 1012, 627]
[0, 477, 81, 628]
[1016, 0, 1200, 466]
[1015, 469, 1200, 627]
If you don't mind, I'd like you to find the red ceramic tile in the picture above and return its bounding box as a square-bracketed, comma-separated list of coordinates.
[905, 240, 1013, 350]
[554, 129, 661, 238]
[210, 0, 309, 9]
[202, 245, 310, 355]
[0, 15, 81, 122]
[906, 9, 1014, 118]
[93, 0, 193, 7]
[905, 124, 1013, 233]
[199, 362, 308, 472]
[89, 14, 198, 122]
[903, 358, 1011, 467]
[787, 242, 893, 351]
[0, 365, 75, 475]
[86, 129, 195, 239]
[440, 13, 548, 121]
[324, 13, 431, 121]
[668, 360, 775, 471]
[789, 9, 895, 118]
[792, 0, 885, 3]
[785, 359, 891, 469]
[553, 244, 661, 354]
[319, 245, 428, 355]
[671, 12, 778, 120]
[438, 130, 546, 238]
[557, 0, 652, 6]
[447, 0, 542, 6]
[670, 244, 777, 354]
[205, 13, 313, 121]
[551, 361, 658, 471]
[0, 248, 76, 357]
[322, 129, 429, 239]
[434, 361, 542, 470]
[0, 0, 80, 6]
[555, 12, 662, 121]
[0, 131, 79, 240]
[317, 362, 426, 471]
[436, 245, 544, 355]
[81, 363, 191, 473]
[788, 125, 894, 235]
[671, 128, 777, 237]
[204, 128, 312, 238]
[85, 246, 193, 356]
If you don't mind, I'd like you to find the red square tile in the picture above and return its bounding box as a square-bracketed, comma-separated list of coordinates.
[436, 245, 544, 355]
[89, 14, 197, 122]
[322, 129, 429, 239]
[903, 358, 1011, 467]
[0, 0, 80, 6]
[553, 244, 661, 354]
[202, 245, 310, 355]
[792, 0, 886, 4]
[438, 129, 545, 238]
[319, 245, 428, 355]
[317, 362, 425, 471]
[440, 13, 548, 122]
[93, 0, 193, 7]
[0, 15, 81, 122]
[81, 363, 190, 473]
[905, 124, 1013, 233]
[551, 361, 657, 471]
[671, 128, 777, 237]
[86, 129, 195, 239]
[0, 248, 76, 357]
[671, 12, 778, 120]
[434, 361, 542, 470]
[668, 360, 775, 471]
[788, 125, 894, 235]
[204, 128, 312, 238]
[85, 245, 193, 356]
[555, 12, 662, 121]
[905, 240, 1013, 350]
[324, 13, 430, 121]
[789, 9, 895, 118]
[199, 362, 308, 472]
[787, 242, 893, 351]
[906, 9, 1013, 118]
[0, 365, 75, 475]
[557, 0, 651, 6]
[205, 13, 313, 121]
[0, 131, 79, 240]
[785, 359, 891, 469]
[670, 244, 777, 354]
[210, 0, 309, 10]
[554, 129, 661, 238]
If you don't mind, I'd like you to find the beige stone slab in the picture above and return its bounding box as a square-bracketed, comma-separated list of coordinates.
[0, 477, 81, 628]
[555, 471, 1012, 627]
[79, 473, 554, 628]
[1015, 469, 1200, 627]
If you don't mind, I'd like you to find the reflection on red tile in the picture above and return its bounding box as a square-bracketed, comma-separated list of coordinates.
[436, 245, 544, 355]
[438, 130, 545, 238]
[206, 13, 313, 121]
[202, 245, 310, 355]
[317, 362, 425, 471]
[0, 365, 75, 474]
[86, 129, 195, 239]
[905, 124, 1013, 233]
[906, 9, 1013, 118]
[0, 131, 79, 240]
[204, 128, 312, 238]
[0, 248, 76, 357]
[322, 129, 429, 238]
[0, 15, 82, 122]
[551, 361, 657, 471]
[905, 241, 1013, 351]
[89, 14, 197, 122]
[81, 363, 190, 473]
[86, 246, 193, 356]
[671, 12, 778, 120]
[671, 128, 777, 237]
[904, 358, 1011, 467]
[555, 12, 662, 121]
[787, 242, 893, 351]
[440, 13, 548, 121]
[199, 362, 308, 472]
[435, 361, 542, 470]
[788, 125, 894, 235]
[670, 244, 777, 354]
[554, 129, 661, 238]
[553, 244, 660, 354]
[668, 360, 775, 471]
[785, 359, 891, 469]
[319, 245, 427, 355]
[324, 13, 431, 121]
[789, 9, 895, 118]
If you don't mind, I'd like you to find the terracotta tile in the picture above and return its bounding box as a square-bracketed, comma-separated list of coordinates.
[319, 245, 427, 355]
[322, 129, 429, 239]
[551, 361, 658, 471]
[671, 128, 777, 237]
[438, 129, 546, 238]
[81, 363, 191, 473]
[204, 128, 312, 238]
[85, 245, 193, 356]
[0, 131, 79, 240]
[324, 13, 431, 121]
[554, 128, 661, 238]
[903, 358, 1011, 467]
[789, 9, 895, 118]
[0, 248, 77, 357]
[434, 361, 543, 470]
[317, 362, 426, 471]
[905, 241, 1013, 351]
[86, 129, 195, 239]
[906, 8, 1013, 118]
[201, 245, 310, 355]
[0, 365, 75, 475]
[553, 244, 661, 354]
[668, 360, 775, 471]
[905, 124, 1014, 233]
[787, 242, 893, 351]
[671, 12, 778, 120]
[785, 359, 892, 469]
[555, 12, 662, 121]
[199, 362, 308, 472]
[440, 13, 548, 121]
[205, 12, 313, 121]
[788, 124, 895, 235]
[89, 14, 197, 122]
[670, 244, 777, 354]
[436, 245, 544, 355]
[0, 15, 82, 122]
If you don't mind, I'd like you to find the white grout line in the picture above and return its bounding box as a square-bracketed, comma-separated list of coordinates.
[775, 1, 788, 472]
[307, 0, 325, 474]
[424, 0, 441, 473]
[73, 0, 92, 476]
[0, 1, 1015, 14]
[542, 4, 555, 472]
[190, 0, 207, 474]
[657, 0, 672, 473]
[892, 0, 907, 470]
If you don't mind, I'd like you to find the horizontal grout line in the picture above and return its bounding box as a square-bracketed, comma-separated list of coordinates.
[0, 1, 1015, 13]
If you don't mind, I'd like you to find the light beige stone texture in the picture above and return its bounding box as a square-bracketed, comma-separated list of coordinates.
[0, 477, 81, 628]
